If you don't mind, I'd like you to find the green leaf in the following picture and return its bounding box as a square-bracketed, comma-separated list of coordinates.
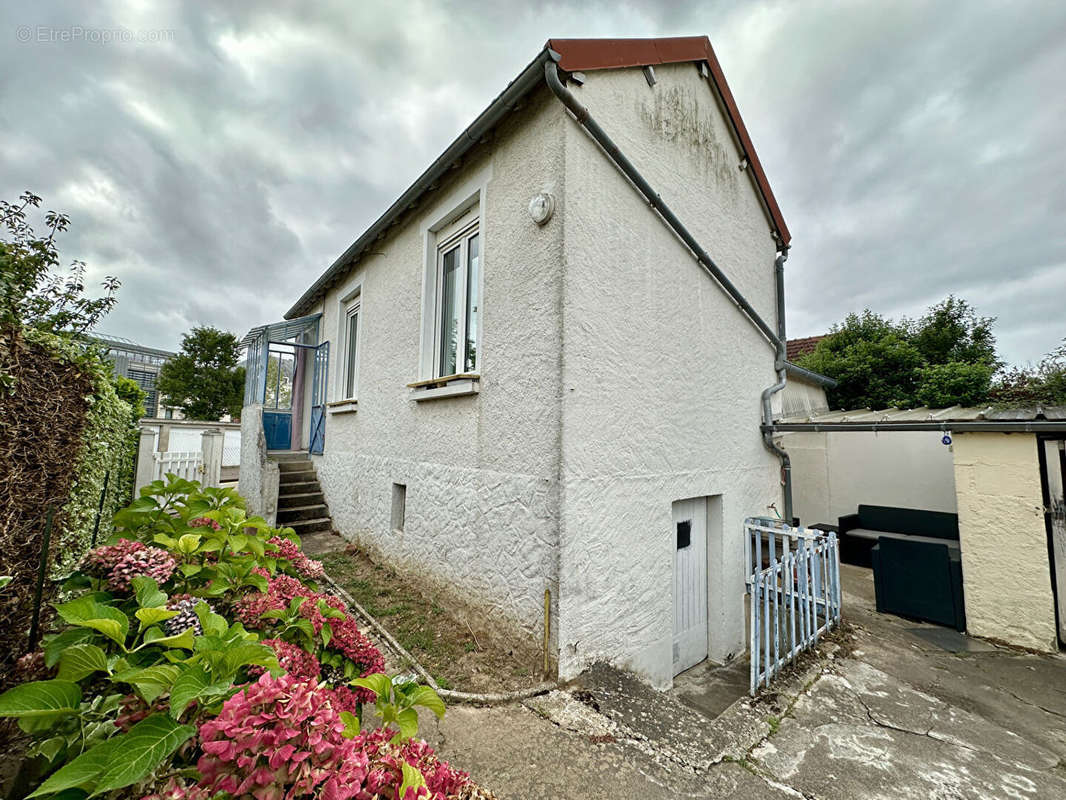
[351, 673, 391, 702]
[0, 681, 81, 721]
[338, 710, 360, 739]
[27, 738, 121, 797]
[57, 645, 108, 682]
[135, 607, 178, 627]
[243, 572, 268, 593]
[321, 621, 332, 648]
[394, 708, 419, 740]
[91, 714, 195, 795]
[111, 665, 181, 704]
[399, 762, 427, 796]
[151, 533, 178, 549]
[406, 685, 446, 719]
[168, 665, 209, 719]
[179, 563, 202, 577]
[32, 736, 67, 765]
[131, 577, 168, 609]
[55, 598, 129, 647]
[195, 603, 227, 637]
[0, 575, 14, 590]
[221, 643, 277, 676]
[44, 629, 95, 667]
[176, 534, 202, 555]
[135, 627, 195, 652]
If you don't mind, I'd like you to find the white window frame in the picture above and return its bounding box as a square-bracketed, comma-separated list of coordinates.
[416, 167, 489, 385]
[335, 283, 362, 404]
[432, 213, 479, 379]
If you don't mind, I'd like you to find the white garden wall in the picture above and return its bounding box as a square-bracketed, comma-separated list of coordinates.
[783, 429, 957, 526]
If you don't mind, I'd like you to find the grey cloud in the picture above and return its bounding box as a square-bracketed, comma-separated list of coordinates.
[1, 0, 1062, 365]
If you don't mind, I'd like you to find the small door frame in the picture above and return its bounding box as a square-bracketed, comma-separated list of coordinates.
[672, 496, 709, 675]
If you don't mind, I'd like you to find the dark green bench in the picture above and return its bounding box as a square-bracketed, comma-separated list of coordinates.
[838, 504, 960, 568]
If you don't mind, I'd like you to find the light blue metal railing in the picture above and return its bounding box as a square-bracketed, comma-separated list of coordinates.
[745, 517, 841, 695]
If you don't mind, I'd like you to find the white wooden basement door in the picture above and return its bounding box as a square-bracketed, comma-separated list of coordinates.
[673, 497, 708, 675]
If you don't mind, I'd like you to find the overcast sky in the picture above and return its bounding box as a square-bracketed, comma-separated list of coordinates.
[2, 1, 1063, 365]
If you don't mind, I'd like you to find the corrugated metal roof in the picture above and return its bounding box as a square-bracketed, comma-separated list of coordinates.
[771, 404, 1066, 432]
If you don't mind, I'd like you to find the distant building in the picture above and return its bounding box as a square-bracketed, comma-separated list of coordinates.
[95, 334, 178, 418]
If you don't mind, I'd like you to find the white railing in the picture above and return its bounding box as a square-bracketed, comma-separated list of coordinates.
[745, 517, 841, 695]
[152, 451, 202, 482]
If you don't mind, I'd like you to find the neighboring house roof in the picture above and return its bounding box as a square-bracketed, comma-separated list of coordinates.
[786, 335, 826, 362]
[287, 36, 790, 319]
[769, 405, 1066, 432]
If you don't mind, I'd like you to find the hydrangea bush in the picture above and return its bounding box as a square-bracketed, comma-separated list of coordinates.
[0, 477, 480, 800]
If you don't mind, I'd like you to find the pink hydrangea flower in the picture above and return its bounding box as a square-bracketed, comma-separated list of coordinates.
[108, 547, 177, 592]
[196, 673, 370, 800]
[83, 539, 146, 577]
[269, 536, 326, 580]
[188, 516, 222, 531]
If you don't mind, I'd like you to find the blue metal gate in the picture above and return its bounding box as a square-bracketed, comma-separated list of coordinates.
[746, 517, 841, 694]
[309, 341, 329, 455]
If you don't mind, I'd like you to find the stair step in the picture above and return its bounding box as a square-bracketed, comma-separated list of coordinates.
[277, 504, 329, 523]
[269, 451, 310, 463]
[285, 517, 333, 533]
[278, 460, 315, 474]
[280, 470, 317, 484]
[279, 480, 321, 495]
[278, 491, 325, 508]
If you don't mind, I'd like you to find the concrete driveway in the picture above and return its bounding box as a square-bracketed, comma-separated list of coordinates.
[426, 564, 1066, 799]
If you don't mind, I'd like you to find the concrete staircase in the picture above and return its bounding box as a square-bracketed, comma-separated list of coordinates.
[271, 452, 334, 535]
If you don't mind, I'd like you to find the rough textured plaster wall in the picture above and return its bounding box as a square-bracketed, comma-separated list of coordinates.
[557, 63, 781, 687]
[952, 433, 1057, 651]
[238, 404, 278, 524]
[312, 91, 567, 638]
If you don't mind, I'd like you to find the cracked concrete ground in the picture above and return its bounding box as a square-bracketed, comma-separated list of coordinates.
[421, 564, 1066, 799]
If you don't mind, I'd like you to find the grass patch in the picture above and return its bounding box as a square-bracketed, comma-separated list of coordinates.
[321, 548, 544, 693]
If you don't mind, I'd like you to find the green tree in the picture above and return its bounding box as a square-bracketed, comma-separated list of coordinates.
[907, 296, 998, 368]
[0, 191, 119, 335]
[157, 326, 245, 421]
[989, 339, 1066, 406]
[797, 311, 924, 409]
[797, 297, 1001, 410]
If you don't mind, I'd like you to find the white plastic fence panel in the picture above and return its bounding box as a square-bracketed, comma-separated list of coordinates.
[152, 451, 203, 482]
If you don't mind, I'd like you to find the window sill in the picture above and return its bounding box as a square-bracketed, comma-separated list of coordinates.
[408, 374, 480, 402]
[326, 399, 358, 415]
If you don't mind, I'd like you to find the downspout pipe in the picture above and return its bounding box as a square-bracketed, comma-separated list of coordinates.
[762, 247, 792, 523]
[542, 58, 795, 522]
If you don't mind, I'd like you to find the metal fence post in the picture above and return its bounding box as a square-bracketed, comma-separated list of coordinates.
[27, 507, 55, 653]
[90, 470, 110, 548]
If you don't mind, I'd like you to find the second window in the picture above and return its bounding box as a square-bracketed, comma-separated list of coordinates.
[435, 219, 479, 378]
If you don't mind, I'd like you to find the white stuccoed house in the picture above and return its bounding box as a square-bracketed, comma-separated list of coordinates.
[240, 36, 810, 688]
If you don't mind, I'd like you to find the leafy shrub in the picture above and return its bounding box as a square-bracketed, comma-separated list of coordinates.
[0, 479, 481, 800]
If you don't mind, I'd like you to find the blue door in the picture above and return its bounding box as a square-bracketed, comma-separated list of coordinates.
[309, 341, 329, 455]
[263, 411, 292, 450]
[263, 345, 296, 450]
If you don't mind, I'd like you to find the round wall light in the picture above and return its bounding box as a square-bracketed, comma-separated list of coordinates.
[528, 192, 555, 225]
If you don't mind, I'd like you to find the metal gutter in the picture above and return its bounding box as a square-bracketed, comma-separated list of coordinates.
[286, 48, 559, 319]
[765, 421, 1066, 433]
[784, 361, 837, 389]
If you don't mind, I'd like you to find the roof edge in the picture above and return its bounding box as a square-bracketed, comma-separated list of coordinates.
[286, 48, 558, 319]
